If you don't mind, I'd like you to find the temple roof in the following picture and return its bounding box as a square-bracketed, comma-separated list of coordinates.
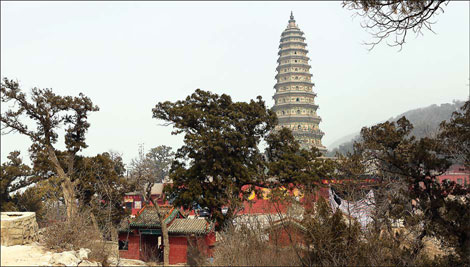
[118, 205, 215, 235]
[168, 218, 214, 235]
[119, 205, 182, 230]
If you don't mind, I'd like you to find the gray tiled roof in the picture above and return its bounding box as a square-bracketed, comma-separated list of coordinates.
[168, 218, 213, 235]
[119, 205, 178, 231]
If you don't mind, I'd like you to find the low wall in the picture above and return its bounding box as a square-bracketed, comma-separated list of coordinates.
[1, 212, 39, 246]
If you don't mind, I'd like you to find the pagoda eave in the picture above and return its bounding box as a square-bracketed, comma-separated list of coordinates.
[277, 116, 321, 124]
[277, 55, 310, 63]
[273, 91, 317, 97]
[272, 103, 319, 111]
[274, 81, 314, 88]
[276, 63, 311, 71]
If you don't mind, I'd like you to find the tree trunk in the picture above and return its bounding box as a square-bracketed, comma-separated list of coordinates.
[46, 146, 77, 220]
[149, 197, 170, 265]
[61, 177, 77, 219]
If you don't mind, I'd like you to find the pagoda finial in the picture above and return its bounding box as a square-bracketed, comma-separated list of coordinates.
[289, 11, 295, 23]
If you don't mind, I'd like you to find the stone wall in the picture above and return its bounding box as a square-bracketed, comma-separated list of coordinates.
[1, 212, 39, 246]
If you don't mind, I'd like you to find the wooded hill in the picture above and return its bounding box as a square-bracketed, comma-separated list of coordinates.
[327, 100, 466, 156]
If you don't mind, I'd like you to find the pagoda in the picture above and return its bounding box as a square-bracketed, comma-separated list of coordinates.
[272, 12, 327, 153]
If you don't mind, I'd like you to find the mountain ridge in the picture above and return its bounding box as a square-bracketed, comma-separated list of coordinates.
[327, 100, 465, 156]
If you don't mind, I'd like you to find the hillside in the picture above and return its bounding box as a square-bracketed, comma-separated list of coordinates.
[327, 100, 465, 156]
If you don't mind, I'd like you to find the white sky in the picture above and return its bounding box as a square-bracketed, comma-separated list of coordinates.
[1, 1, 469, 166]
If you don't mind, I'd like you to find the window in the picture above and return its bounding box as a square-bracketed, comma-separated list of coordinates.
[296, 86, 299, 89]
[119, 240, 129, 251]
[297, 110, 301, 114]
[457, 178, 463, 185]
[296, 98, 299, 102]
[281, 111, 285, 115]
[125, 202, 132, 210]
[298, 125, 301, 129]
[295, 68, 298, 71]
[295, 60, 297, 63]
[294, 52, 297, 54]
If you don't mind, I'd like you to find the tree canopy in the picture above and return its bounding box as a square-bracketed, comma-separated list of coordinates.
[0, 151, 35, 211]
[153, 89, 333, 226]
[1, 78, 99, 219]
[347, 113, 470, 263]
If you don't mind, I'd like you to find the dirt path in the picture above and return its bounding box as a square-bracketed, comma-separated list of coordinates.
[1, 243, 53, 266]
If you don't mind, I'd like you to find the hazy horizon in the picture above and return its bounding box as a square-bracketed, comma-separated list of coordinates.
[2, 1, 469, 165]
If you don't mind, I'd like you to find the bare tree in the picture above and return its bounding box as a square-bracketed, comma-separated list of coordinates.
[129, 144, 174, 265]
[344, 0, 448, 50]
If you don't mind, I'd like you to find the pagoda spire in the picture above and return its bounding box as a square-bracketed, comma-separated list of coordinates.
[288, 11, 296, 26]
[271, 13, 327, 153]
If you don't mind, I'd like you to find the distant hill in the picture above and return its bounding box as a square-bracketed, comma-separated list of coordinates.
[327, 100, 465, 156]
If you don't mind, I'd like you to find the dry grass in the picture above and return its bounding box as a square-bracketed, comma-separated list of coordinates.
[211, 224, 301, 266]
[40, 210, 115, 266]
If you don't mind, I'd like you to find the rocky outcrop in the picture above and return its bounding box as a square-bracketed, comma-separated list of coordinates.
[1, 212, 39, 246]
[1, 242, 147, 266]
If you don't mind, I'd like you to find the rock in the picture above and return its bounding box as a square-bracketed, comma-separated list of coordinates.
[49, 251, 80, 266]
[78, 248, 91, 260]
[115, 258, 148, 266]
[78, 260, 101, 266]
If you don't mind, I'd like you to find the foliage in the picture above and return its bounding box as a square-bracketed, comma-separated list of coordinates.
[303, 198, 366, 265]
[349, 116, 470, 264]
[0, 151, 35, 211]
[31, 150, 132, 228]
[343, 0, 448, 50]
[265, 128, 334, 193]
[1, 78, 99, 219]
[154, 89, 277, 225]
[439, 100, 470, 166]
[153, 89, 330, 227]
[12, 186, 46, 221]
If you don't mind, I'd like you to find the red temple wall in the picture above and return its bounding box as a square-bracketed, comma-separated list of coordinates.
[119, 233, 141, 260]
[169, 236, 188, 265]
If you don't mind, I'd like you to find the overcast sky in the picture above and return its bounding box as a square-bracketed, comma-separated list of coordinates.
[1, 1, 469, 165]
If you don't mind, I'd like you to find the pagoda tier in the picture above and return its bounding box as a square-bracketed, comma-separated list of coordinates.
[272, 12, 327, 153]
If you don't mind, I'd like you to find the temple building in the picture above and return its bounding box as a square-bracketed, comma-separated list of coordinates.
[272, 12, 327, 153]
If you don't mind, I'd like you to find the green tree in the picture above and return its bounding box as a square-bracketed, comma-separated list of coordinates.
[153, 89, 332, 226]
[1, 78, 99, 220]
[265, 128, 334, 193]
[439, 100, 470, 166]
[352, 116, 470, 263]
[0, 151, 35, 211]
[12, 185, 46, 222]
[31, 149, 131, 228]
[153, 89, 276, 225]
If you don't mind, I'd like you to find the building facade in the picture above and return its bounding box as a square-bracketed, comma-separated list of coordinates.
[437, 164, 469, 187]
[272, 13, 327, 153]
